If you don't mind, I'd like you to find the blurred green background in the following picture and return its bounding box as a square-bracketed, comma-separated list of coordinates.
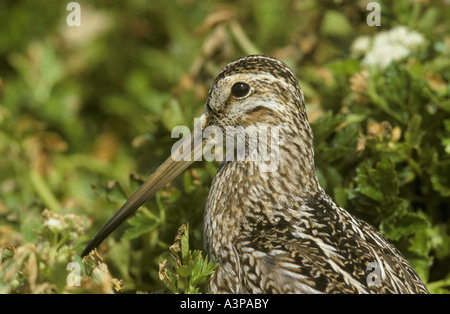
[0, 0, 449, 293]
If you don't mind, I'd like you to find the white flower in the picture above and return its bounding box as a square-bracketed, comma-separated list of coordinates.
[363, 44, 410, 69]
[45, 217, 65, 232]
[404, 32, 427, 50]
[351, 26, 426, 70]
[350, 36, 372, 57]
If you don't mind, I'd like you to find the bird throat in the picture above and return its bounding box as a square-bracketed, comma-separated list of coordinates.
[203, 122, 320, 259]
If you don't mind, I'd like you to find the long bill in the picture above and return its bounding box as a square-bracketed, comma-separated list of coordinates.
[81, 116, 207, 257]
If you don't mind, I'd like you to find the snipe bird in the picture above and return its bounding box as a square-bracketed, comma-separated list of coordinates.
[82, 55, 429, 294]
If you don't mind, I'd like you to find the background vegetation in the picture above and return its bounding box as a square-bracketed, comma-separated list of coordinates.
[0, 0, 449, 293]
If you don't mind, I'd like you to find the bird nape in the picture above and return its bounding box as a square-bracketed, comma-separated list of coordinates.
[82, 55, 429, 294]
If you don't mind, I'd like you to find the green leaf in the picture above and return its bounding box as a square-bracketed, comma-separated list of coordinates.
[429, 160, 450, 197]
[404, 115, 424, 149]
[129, 172, 145, 192]
[190, 253, 205, 283]
[380, 208, 430, 241]
[333, 187, 348, 208]
[91, 181, 128, 204]
[176, 264, 192, 278]
[164, 268, 179, 294]
[371, 158, 399, 198]
[159, 224, 216, 293]
[311, 111, 346, 144]
[321, 10, 353, 37]
[161, 98, 186, 131]
[202, 256, 217, 277]
[355, 158, 398, 202]
[122, 211, 159, 240]
[181, 224, 190, 262]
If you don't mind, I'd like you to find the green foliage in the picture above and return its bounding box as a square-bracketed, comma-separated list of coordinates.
[159, 224, 217, 294]
[0, 0, 449, 294]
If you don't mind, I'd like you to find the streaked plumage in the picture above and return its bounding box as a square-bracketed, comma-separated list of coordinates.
[202, 55, 428, 293]
[82, 55, 429, 294]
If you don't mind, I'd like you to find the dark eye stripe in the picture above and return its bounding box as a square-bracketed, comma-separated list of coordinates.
[246, 105, 273, 115]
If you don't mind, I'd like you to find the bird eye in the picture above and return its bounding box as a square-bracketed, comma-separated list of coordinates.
[231, 82, 251, 99]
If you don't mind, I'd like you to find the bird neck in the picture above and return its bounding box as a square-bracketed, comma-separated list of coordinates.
[204, 120, 321, 257]
[222, 123, 321, 199]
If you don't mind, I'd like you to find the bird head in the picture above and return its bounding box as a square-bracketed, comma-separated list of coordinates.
[204, 55, 307, 130]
